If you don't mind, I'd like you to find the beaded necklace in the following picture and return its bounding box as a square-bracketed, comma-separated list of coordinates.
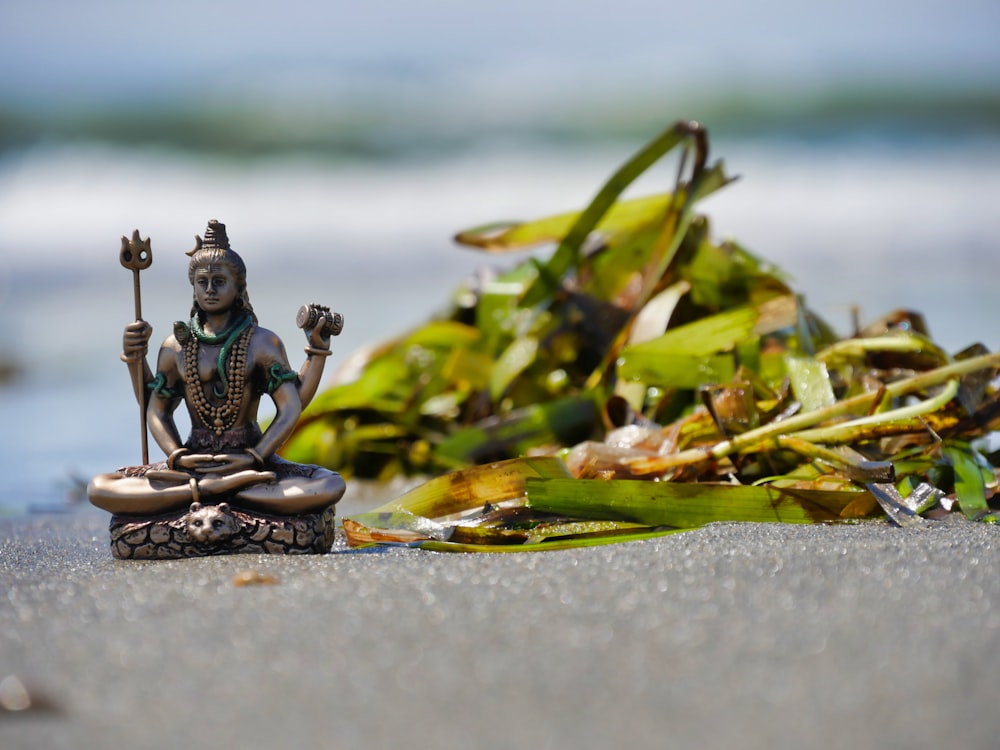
[183, 313, 254, 436]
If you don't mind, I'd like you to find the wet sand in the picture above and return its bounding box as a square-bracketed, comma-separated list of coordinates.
[2, 508, 999, 749]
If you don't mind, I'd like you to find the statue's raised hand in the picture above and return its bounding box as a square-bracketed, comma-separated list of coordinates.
[122, 320, 152, 361]
[296, 303, 343, 350]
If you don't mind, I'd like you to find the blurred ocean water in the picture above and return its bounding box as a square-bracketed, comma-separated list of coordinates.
[1, 0, 998, 514]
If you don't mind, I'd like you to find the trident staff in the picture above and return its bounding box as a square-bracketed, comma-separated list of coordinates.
[119, 229, 153, 464]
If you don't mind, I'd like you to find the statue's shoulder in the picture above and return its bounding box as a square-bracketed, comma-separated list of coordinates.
[251, 324, 282, 346]
[161, 333, 183, 350]
[249, 325, 289, 361]
[156, 333, 185, 363]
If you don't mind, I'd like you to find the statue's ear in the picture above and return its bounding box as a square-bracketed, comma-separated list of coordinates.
[190, 502, 202, 512]
[218, 502, 230, 514]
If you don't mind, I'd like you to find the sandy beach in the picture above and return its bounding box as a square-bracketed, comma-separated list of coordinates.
[2, 507, 998, 749]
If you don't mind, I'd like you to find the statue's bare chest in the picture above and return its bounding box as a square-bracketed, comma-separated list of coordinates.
[180, 327, 255, 427]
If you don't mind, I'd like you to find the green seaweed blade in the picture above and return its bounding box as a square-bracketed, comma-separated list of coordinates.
[526, 477, 874, 527]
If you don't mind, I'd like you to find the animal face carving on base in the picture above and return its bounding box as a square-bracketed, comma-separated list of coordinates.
[184, 501, 241, 544]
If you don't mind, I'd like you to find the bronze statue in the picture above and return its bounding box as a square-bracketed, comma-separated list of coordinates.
[88, 220, 346, 558]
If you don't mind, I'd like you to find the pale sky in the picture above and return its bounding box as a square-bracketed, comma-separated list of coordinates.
[2, 0, 998, 106]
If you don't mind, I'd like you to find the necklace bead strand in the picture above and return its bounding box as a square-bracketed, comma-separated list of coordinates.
[184, 325, 253, 436]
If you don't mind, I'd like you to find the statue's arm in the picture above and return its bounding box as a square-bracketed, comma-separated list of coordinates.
[146, 341, 185, 457]
[253, 331, 303, 460]
[122, 320, 154, 408]
[296, 314, 334, 410]
[255, 379, 302, 460]
[297, 351, 327, 410]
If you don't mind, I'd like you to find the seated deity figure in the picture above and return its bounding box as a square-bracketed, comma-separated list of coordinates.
[88, 220, 345, 518]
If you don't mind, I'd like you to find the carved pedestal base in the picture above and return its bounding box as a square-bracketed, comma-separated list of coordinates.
[108, 502, 337, 559]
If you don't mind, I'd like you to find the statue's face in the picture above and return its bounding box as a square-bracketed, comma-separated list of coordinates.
[193, 264, 239, 314]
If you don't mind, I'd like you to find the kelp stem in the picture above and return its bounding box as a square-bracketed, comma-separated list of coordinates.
[789, 379, 959, 444]
[714, 353, 999, 457]
[638, 351, 1000, 472]
[816, 334, 939, 361]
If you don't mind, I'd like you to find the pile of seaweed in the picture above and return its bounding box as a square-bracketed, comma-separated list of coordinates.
[281, 121, 1000, 551]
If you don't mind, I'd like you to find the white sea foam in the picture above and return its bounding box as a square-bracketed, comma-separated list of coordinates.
[2, 136, 998, 333]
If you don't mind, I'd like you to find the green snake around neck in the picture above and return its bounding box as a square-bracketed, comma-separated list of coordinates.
[186, 312, 254, 398]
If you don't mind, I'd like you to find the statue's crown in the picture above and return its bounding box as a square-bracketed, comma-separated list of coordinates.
[188, 219, 231, 256]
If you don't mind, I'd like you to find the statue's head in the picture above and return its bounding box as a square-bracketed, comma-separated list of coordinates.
[187, 220, 254, 319]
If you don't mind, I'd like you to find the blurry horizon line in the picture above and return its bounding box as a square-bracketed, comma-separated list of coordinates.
[3, 73, 999, 161]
